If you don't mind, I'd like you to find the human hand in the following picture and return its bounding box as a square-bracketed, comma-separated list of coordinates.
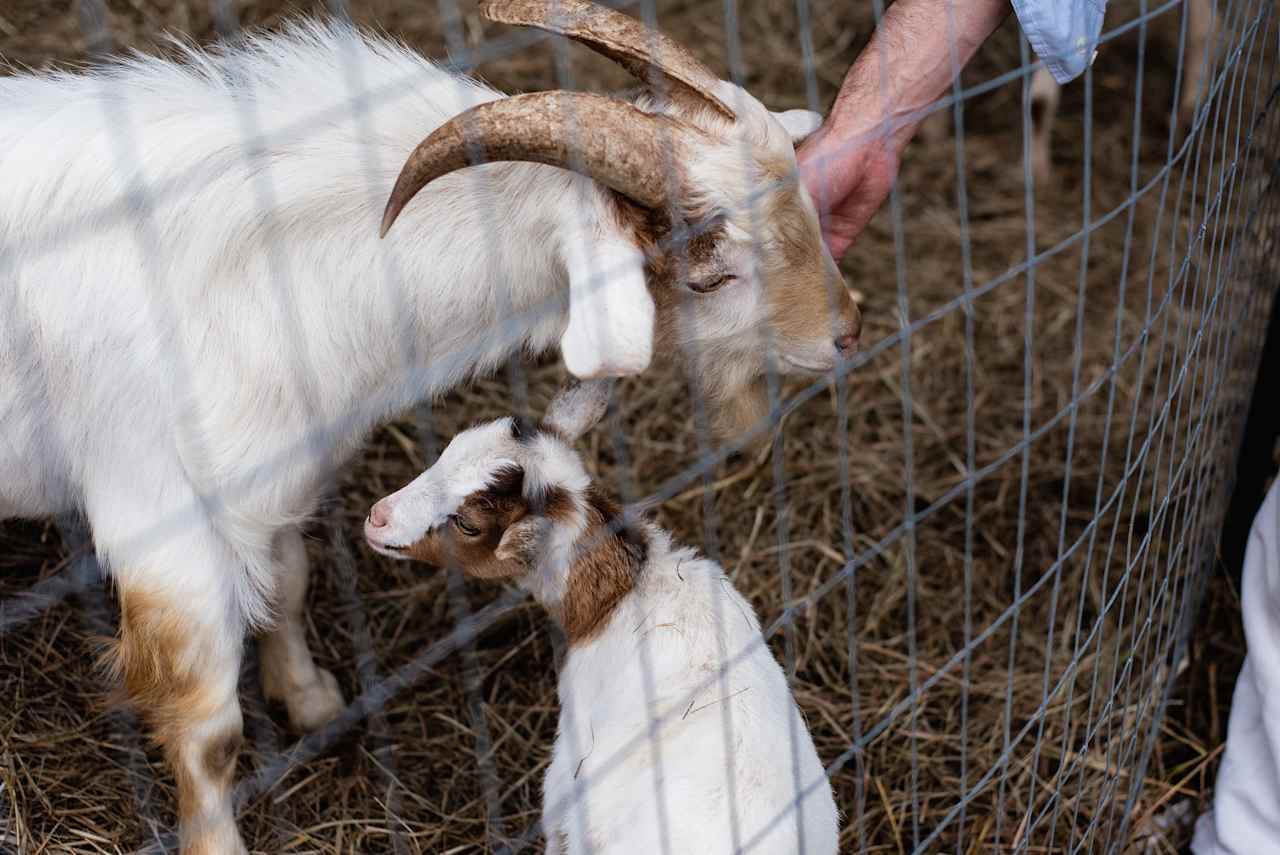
[797, 124, 901, 261]
[795, 0, 1009, 261]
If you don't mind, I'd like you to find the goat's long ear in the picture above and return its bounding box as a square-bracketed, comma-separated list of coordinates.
[560, 237, 654, 380]
[772, 109, 823, 146]
[713, 377, 772, 451]
[543, 378, 614, 442]
[495, 516, 551, 567]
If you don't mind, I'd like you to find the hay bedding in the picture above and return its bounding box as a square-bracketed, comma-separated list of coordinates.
[0, 0, 1271, 851]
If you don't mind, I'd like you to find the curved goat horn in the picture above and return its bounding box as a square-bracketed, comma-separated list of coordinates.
[481, 0, 735, 120]
[380, 92, 696, 236]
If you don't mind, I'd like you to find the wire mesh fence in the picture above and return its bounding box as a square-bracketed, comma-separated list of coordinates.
[2, 0, 1279, 852]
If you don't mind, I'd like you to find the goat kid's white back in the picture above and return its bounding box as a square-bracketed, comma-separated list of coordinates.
[546, 539, 840, 855]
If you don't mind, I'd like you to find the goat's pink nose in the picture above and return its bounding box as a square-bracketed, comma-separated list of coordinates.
[369, 500, 392, 528]
[835, 333, 860, 356]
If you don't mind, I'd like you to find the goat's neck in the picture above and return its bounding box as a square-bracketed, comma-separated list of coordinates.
[527, 489, 652, 647]
[551, 532, 696, 705]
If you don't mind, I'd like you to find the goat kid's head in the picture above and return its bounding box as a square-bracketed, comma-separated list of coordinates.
[365, 380, 629, 598]
[380, 0, 862, 442]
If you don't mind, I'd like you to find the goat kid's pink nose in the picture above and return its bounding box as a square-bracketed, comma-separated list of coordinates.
[369, 500, 392, 528]
[835, 333, 860, 356]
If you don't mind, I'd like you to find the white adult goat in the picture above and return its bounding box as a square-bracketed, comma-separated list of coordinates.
[365, 379, 840, 854]
[0, 2, 861, 852]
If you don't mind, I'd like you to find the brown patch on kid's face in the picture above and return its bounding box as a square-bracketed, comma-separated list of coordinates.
[398, 465, 579, 579]
[400, 466, 531, 579]
[395, 463, 647, 647]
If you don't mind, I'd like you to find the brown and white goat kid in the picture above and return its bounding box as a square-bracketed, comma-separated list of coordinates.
[364, 380, 840, 854]
[1, 2, 858, 851]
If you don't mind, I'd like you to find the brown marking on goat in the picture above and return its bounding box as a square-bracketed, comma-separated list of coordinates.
[609, 193, 733, 369]
[608, 191, 722, 290]
[400, 465, 533, 579]
[105, 584, 240, 847]
[105, 586, 224, 743]
[400, 466, 574, 570]
[613, 187, 778, 448]
[757, 173, 861, 345]
[608, 175, 861, 445]
[539, 483, 578, 524]
[164, 728, 243, 851]
[398, 467, 646, 646]
[556, 486, 648, 645]
[608, 191, 667, 276]
[203, 731, 243, 786]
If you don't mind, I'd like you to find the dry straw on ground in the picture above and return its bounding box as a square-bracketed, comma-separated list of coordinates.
[2, 0, 1276, 852]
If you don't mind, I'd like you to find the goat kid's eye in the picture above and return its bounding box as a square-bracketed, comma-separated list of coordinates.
[452, 516, 481, 537]
[687, 274, 736, 294]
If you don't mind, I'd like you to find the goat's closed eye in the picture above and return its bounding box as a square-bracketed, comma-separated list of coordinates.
[687, 274, 736, 294]
[452, 516, 481, 537]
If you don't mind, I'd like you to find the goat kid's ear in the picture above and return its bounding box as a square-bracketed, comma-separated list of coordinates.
[543, 378, 614, 442]
[494, 516, 552, 567]
[772, 109, 824, 145]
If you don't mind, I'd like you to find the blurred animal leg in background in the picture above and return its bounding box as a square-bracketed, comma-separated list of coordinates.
[1179, 0, 1215, 128]
[1029, 66, 1060, 186]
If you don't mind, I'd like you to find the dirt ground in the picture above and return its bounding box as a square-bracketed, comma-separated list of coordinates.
[2, 0, 1278, 852]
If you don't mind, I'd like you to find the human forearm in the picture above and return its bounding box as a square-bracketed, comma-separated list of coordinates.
[823, 0, 1011, 151]
[798, 0, 1010, 258]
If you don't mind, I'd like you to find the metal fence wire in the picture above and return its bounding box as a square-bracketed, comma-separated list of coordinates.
[2, 0, 1279, 852]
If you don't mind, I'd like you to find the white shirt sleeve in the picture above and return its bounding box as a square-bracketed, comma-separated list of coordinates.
[1193, 478, 1280, 854]
[1010, 0, 1107, 84]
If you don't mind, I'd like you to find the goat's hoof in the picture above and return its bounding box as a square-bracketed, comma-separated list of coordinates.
[282, 668, 345, 733]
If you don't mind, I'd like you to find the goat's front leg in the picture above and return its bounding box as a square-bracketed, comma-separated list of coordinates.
[1029, 67, 1060, 187]
[112, 574, 247, 855]
[1179, 0, 1215, 127]
[258, 526, 345, 731]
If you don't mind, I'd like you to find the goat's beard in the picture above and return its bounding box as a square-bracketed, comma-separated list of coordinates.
[651, 313, 774, 451]
[709, 376, 772, 452]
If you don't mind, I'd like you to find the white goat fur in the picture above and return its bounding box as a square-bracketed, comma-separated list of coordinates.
[364, 394, 840, 854]
[1, 23, 837, 624]
[545, 536, 839, 854]
[0, 18, 849, 853]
